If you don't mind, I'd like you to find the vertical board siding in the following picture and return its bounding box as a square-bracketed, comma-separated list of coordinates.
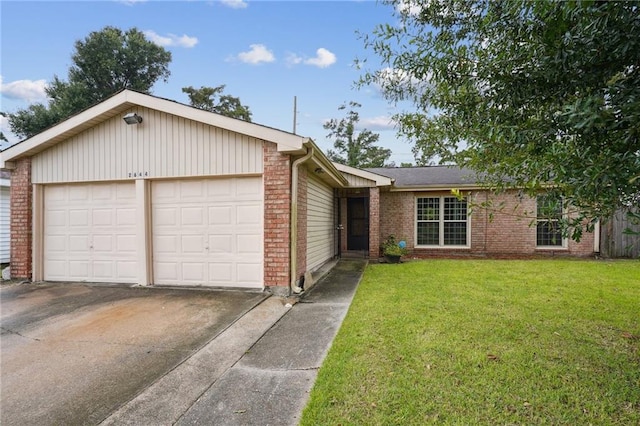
[343, 173, 376, 188]
[601, 208, 640, 258]
[32, 107, 264, 183]
[307, 173, 335, 271]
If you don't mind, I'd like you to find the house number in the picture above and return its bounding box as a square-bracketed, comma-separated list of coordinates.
[128, 171, 149, 178]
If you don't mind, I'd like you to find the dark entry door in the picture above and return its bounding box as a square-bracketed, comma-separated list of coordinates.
[347, 197, 369, 251]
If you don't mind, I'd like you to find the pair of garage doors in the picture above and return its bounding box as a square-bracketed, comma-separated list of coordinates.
[43, 177, 263, 288]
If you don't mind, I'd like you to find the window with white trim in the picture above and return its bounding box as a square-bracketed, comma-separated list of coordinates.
[536, 194, 565, 247]
[416, 196, 469, 247]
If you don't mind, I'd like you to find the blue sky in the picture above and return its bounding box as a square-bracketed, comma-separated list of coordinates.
[1, 0, 416, 164]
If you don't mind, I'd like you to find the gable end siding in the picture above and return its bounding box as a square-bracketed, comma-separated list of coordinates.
[31, 107, 263, 184]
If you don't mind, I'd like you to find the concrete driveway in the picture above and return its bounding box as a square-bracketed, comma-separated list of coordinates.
[0, 282, 266, 426]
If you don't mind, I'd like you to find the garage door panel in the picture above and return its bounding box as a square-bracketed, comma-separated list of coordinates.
[116, 208, 136, 225]
[93, 261, 114, 279]
[69, 261, 89, 279]
[237, 204, 261, 224]
[92, 209, 113, 226]
[206, 179, 233, 198]
[154, 208, 177, 226]
[181, 207, 205, 225]
[69, 210, 89, 226]
[44, 182, 137, 283]
[182, 234, 205, 253]
[69, 185, 89, 201]
[116, 261, 137, 281]
[116, 235, 136, 252]
[182, 263, 206, 281]
[209, 235, 232, 253]
[209, 263, 233, 282]
[69, 235, 89, 252]
[209, 206, 232, 224]
[155, 262, 178, 280]
[152, 177, 263, 288]
[46, 209, 67, 227]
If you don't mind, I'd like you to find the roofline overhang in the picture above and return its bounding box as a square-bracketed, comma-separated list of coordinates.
[0, 89, 307, 168]
[332, 163, 393, 187]
[304, 139, 349, 187]
[389, 184, 484, 192]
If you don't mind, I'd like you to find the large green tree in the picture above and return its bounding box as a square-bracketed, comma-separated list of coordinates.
[8, 26, 171, 139]
[182, 85, 252, 122]
[324, 101, 392, 168]
[362, 0, 640, 235]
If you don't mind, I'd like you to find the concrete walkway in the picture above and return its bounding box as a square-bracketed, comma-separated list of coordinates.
[100, 259, 366, 425]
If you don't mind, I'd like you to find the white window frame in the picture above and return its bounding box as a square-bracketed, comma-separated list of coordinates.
[415, 195, 471, 248]
[536, 195, 568, 249]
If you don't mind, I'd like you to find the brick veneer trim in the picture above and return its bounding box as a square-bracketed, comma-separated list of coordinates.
[10, 157, 33, 279]
[263, 142, 291, 288]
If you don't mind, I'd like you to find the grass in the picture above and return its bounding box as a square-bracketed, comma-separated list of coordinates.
[300, 259, 640, 425]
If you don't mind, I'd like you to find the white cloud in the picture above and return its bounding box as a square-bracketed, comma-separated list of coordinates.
[286, 53, 303, 67]
[0, 76, 48, 102]
[396, 0, 422, 16]
[360, 116, 396, 131]
[304, 48, 336, 68]
[375, 67, 428, 94]
[233, 44, 275, 65]
[220, 0, 247, 9]
[118, 0, 147, 5]
[143, 30, 198, 48]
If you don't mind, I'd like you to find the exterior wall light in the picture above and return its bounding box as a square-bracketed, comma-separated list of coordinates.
[123, 113, 142, 125]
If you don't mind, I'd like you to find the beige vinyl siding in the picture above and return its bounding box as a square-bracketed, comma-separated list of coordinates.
[342, 173, 376, 188]
[32, 107, 264, 184]
[307, 174, 334, 271]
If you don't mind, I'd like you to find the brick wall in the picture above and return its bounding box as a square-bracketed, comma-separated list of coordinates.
[10, 157, 33, 279]
[263, 142, 291, 288]
[379, 189, 595, 258]
[296, 166, 307, 280]
[369, 187, 380, 258]
[379, 191, 415, 248]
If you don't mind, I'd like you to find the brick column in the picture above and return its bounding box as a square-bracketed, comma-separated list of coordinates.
[263, 142, 291, 291]
[369, 187, 380, 259]
[10, 157, 33, 279]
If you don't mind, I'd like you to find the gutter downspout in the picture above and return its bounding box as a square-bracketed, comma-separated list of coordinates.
[290, 145, 314, 295]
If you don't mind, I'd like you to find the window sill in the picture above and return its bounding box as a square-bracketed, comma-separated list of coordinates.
[535, 246, 568, 251]
[415, 245, 471, 250]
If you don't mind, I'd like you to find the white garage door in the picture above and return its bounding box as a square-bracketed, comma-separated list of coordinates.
[151, 177, 263, 288]
[44, 182, 138, 283]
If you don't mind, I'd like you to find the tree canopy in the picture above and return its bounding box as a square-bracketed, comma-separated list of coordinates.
[8, 26, 171, 139]
[324, 101, 392, 168]
[182, 85, 252, 122]
[362, 0, 640, 233]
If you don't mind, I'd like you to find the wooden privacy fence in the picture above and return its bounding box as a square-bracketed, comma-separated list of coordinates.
[600, 208, 640, 258]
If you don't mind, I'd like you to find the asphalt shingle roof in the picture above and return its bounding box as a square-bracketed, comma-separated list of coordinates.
[365, 166, 480, 187]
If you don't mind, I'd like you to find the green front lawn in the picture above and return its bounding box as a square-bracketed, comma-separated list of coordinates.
[301, 259, 640, 425]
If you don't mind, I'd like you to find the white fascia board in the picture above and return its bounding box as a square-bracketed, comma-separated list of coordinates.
[390, 184, 482, 192]
[333, 163, 393, 187]
[1, 92, 131, 162]
[2, 90, 306, 162]
[124, 91, 307, 152]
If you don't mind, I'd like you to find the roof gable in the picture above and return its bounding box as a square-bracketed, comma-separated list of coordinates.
[1, 90, 307, 167]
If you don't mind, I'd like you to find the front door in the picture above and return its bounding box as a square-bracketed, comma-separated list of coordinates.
[347, 197, 369, 251]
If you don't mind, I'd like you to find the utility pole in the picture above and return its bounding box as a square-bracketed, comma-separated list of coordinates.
[293, 96, 297, 134]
